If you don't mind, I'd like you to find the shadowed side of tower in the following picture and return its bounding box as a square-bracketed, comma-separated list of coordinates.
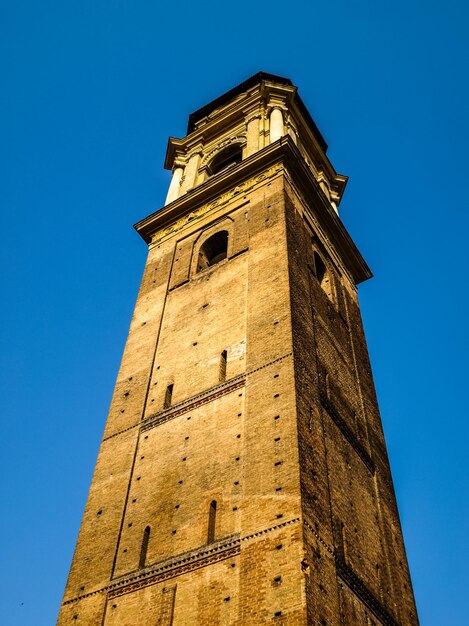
[58, 72, 419, 626]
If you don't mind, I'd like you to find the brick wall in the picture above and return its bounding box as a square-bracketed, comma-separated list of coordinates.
[58, 165, 418, 625]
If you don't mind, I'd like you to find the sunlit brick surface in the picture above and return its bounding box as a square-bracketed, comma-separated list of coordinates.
[58, 73, 418, 626]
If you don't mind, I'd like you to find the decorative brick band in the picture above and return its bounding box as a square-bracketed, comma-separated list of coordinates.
[102, 378, 246, 442]
[102, 353, 294, 442]
[303, 518, 400, 626]
[302, 518, 335, 557]
[321, 394, 375, 474]
[108, 537, 241, 599]
[246, 352, 293, 376]
[141, 352, 294, 434]
[149, 162, 283, 247]
[241, 516, 300, 544]
[142, 376, 246, 432]
[103, 421, 140, 442]
[107, 517, 302, 599]
[62, 516, 301, 606]
[336, 558, 400, 626]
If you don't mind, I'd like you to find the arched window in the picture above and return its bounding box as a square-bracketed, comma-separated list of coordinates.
[164, 384, 173, 409]
[313, 252, 333, 301]
[207, 500, 217, 543]
[219, 350, 227, 382]
[197, 231, 228, 272]
[207, 144, 242, 176]
[139, 526, 150, 568]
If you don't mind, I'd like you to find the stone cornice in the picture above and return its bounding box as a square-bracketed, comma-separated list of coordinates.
[164, 90, 262, 170]
[164, 74, 333, 177]
[186, 72, 328, 150]
[147, 163, 282, 248]
[136, 144, 284, 243]
[135, 137, 372, 284]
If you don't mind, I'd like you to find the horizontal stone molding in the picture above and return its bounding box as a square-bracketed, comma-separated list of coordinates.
[108, 517, 301, 599]
[142, 352, 294, 434]
[147, 162, 283, 246]
[101, 353, 293, 442]
[142, 376, 246, 432]
[108, 536, 241, 600]
[62, 516, 301, 606]
[240, 516, 300, 544]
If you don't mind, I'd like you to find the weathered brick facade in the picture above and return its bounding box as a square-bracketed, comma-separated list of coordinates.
[58, 73, 419, 625]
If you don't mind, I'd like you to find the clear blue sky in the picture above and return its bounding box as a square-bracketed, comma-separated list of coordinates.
[1, 1, 467, 624]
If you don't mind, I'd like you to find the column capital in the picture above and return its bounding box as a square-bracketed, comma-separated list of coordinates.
[172, 158, 186, 171]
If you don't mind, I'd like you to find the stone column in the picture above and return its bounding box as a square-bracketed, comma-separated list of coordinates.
[246, 114, 260, 156]
[269, 107, 285, 143]
[165, 164, 184, 205]
[179, 150, 201, 195]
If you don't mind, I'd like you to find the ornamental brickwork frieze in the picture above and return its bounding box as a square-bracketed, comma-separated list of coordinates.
[151, 163, 283, 246]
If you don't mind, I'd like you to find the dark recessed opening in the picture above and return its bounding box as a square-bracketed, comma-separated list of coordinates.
[219, 350, 228, 382]
[139, 526, 150, 568]
[197, 231, 229, 272]
[207, 144, 242, 176]
[207, 500, 217, 543]
[164, 384, 173, 409]
[313, 251, 333, 300]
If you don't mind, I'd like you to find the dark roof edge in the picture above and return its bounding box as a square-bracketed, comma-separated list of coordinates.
[187, 71, 328, 153]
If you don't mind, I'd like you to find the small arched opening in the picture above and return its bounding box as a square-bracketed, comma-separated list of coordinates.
[139, 526, 151, 568]
[164, 384, 174, 409]
[197, 231, 228, 272]
[207, 144, 242, 177]
[207, 500, 217, 543]
[219, 350, 227, 382]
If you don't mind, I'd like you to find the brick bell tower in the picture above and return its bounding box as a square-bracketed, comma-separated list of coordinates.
[58, 72, 419, 625]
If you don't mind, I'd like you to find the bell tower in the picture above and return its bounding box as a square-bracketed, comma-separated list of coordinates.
[58, 72, 419, 625]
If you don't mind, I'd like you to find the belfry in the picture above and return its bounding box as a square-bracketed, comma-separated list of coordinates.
[58, 72, 419, 625]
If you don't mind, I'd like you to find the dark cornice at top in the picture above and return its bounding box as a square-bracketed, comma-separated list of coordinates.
[187, 71, 328, 153]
